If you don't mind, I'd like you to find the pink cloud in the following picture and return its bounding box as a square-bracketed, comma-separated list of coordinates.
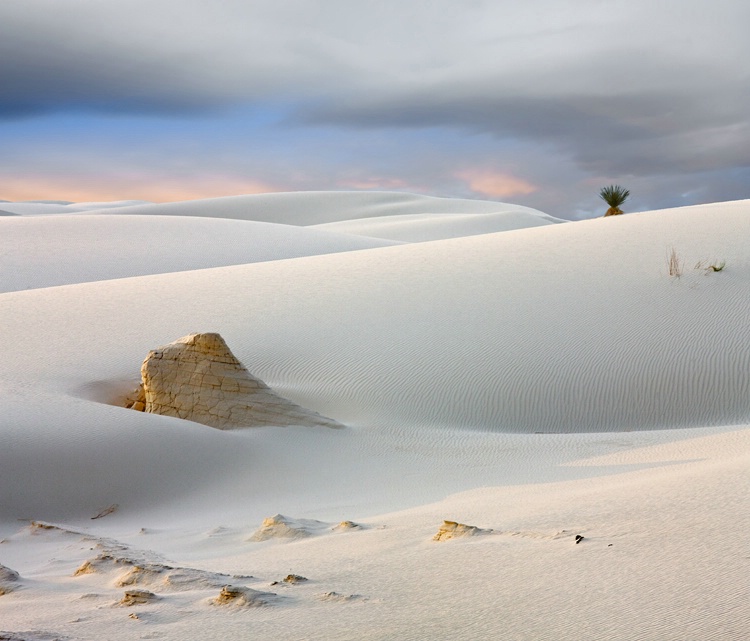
[456, 169, 537, 199]
[0, 173, 282, 203]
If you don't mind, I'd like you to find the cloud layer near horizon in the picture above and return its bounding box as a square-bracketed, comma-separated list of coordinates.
[2, 0, 749, 217]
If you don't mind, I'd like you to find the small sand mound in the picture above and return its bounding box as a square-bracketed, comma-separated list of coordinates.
[283, 574, 307, 584]
[332, 520, 363, 531]
[0, 564, 20, 583]
[249, 514, 329, 541]
[115, 565, 167, 588]
[433, 520, 494, 541]
[0, 563, 20, 596]
[317, 591, 367, 603]
[119, 589, 158, 606]
[210, 585, 275, 607]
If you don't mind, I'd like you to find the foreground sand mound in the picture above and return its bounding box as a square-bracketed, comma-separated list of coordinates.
[131, 333, 341, 430]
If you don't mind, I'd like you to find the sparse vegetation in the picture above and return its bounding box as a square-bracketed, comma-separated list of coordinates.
[695, 259, 726, 273]
[600, 184, 630, 216]
[669, 250, 726, 278]
[667, 247, 683, 277]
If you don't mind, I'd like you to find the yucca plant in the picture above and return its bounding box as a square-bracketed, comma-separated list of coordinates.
[600, 184, 630, 216]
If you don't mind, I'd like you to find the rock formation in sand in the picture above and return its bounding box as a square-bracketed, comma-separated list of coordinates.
[120, 589, 158, 606]
[0, 563, 20, 595]
[74, 551, 238, 594]
[249, 514, 317, 541]
[282, 574, 308, 584]
[432, 520, 494, 541]
[127, 332, 341, 430]
[332, 520, 363, 531]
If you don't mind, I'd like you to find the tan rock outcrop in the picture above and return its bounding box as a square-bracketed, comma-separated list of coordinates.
[135, 333, 340, 430]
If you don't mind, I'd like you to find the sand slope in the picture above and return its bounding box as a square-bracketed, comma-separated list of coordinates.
[312, 209, 563, 242]
[0, 214, 397, 292]
[0, 193, 748, 640]
[3, 201, 748, 430]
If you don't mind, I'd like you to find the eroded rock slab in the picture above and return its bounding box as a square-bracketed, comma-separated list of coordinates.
[133, 332, 341, 430]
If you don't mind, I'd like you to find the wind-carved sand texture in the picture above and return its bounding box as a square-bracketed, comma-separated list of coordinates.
[130, 333, 341, 430]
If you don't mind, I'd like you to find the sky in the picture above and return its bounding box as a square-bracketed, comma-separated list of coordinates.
[1, 0, 749, 219]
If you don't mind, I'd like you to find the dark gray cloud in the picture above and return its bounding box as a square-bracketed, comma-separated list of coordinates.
[0, 0, 311, 117]
[297, 50, 750, 179]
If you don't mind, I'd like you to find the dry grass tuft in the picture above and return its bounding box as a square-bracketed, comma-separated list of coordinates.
[667, 247, 683, 277]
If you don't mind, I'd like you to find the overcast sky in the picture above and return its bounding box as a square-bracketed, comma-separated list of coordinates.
[2, 0, 748, 218]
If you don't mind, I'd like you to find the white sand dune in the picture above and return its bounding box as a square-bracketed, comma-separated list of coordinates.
[0, 200, 149, 215]
[312, 208, 564, 242]
[0, 214, 397, 292]
[81, 190, 546, 226]
[1, 192, 749, 640]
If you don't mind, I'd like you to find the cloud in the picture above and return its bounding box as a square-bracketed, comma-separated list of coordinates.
[297, 53, 750, 179]
[4, 0, 747, 119]
[456, 169, 536, 199]
[0, 170, 281, 204]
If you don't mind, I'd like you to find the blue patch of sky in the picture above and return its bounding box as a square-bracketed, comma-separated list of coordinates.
[1, 103, 289, 148]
